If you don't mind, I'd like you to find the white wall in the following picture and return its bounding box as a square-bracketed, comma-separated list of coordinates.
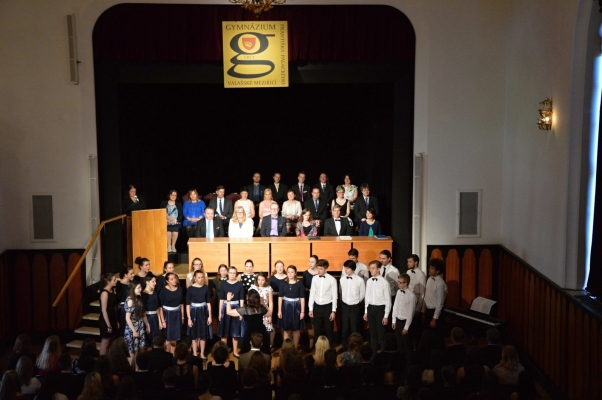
[501, 0, 584, 287]
[0, 0, 592, 288]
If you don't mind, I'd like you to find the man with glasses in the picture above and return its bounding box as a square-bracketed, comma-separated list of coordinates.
[392, 273, 416, 377]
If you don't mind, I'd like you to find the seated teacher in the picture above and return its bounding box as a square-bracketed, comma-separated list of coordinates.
[295, 208, 319, 238]
[229, 206, 254, 238]
[358, 208, 382, 236]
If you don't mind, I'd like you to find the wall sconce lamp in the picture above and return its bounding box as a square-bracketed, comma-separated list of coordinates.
[538, 98, 553, 130]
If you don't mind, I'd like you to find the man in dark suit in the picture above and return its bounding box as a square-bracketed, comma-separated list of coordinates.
[480, 327, 503, 370]
[194, 207, 224, 238]
[314, 172, 335, 205]
[354, 183, 380, 226]
[267, 172, 288, 206]
[260, 203, 287, 237]
[133, 351, 163, 392]
[208, 185, 233, 223]
[304, 187, 328, 228]
[238, 332, 271, 371]
[323, 205, 353, 236]
[147, 334, 174, 372]
[249, 172, 265, 204]
[290, 171, 309, 203]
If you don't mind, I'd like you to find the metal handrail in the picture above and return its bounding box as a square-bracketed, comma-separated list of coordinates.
[52, 214, 126, 307]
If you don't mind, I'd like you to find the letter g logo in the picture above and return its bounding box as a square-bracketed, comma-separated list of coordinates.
[227, 32, 275, 79]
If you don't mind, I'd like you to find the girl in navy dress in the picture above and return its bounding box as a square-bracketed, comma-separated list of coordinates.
[302, 255, 319, 350]
[141, 275, 159, 351]
[269, 260, 287, 348]
[159, 272, 183, 354]
[211, 264, 229, 324]
[186, 270, 212, 360]
[124, 283, 150, 370]
[218, 266, 245, 357]
[278, 265, 306, 349]
[155, 261, 175, 297]
[240, 259, 257, 295]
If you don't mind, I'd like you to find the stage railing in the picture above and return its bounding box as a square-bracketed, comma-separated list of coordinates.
[427, 244, 602, 400]
[52, 214, 126, 308]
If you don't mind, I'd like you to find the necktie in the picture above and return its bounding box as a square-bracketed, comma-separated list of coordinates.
[314, 199, 318, 210]
[372, 278, 377, 281]
[346, 277, 352, 280]
[219, 199, 223, 215]
[300, 185, 304, 202]
[382, 267, 386, 277]
[365, 197, 369, 206]
[322, 184, 325, 190]
[207, 220, 213, 238]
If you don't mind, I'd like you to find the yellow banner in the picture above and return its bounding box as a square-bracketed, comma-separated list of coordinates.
[222, 21, 288, 88]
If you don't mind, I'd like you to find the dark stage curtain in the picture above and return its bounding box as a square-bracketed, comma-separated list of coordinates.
[93, 4, 415, 63]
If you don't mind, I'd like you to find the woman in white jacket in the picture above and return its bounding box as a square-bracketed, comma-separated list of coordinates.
[228, 206, 254, 238]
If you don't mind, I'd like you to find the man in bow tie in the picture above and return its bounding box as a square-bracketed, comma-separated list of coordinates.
[423, 258, 448, 348]
[324, 205, 353, 236]
[392, 273, 416, 379]
[363, 260, 391, 361]
[309, 259, 338, 347]
[259, 203, 287, 237]
[339, 260, 365, 351]
[406, 254, 426, 343]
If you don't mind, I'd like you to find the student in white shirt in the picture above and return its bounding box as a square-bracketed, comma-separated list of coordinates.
[392, 273, 416, 375]
[346, 248, 370, 281]
[363, 260, 391, 361]
[340, 260, 366, 351]
[406, 254, 426, 342]
[308, 259, 338, 347]
[379, 250, 400, 300]
[423, 258, 447, 331]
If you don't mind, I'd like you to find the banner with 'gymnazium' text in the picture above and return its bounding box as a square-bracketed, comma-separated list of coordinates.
[222, 21, 288, 88]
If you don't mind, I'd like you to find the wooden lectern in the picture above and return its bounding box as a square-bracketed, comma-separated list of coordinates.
[131, 209, 167, 275]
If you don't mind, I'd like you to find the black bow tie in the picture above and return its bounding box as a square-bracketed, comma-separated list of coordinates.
[411, 270, 415, 274]
[372, 278, 377, 281]
[335, 219, 340, 221]
[400, 290, 405, 294]
[319, 276, 325, 278]
[431, 277, 436, 281]
[346, 276, 352, 279]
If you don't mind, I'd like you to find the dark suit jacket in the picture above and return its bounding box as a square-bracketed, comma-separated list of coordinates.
[354, 195, 380, 224]
[267, 183, 288, 204]
[480, 344, 502, 370]
[248, 184, 266, 203]
[208, 196, 234, 219]
[323, 217, 353, 236]
[195, 217, 225, 238]
[314, 182, 335, 204]
[148, 348, 174, 372]
[260, 215, 287, 237]
[238, 349, 271, 371]
[304, 197, 328, 223]
[290, 183, 309, 203]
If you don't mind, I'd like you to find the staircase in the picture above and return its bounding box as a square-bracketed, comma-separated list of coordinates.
[67, 300, 101, 350]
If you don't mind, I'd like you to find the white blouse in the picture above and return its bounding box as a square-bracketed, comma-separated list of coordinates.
[228, 218, 254, 238]
[281, 200, 302, 219]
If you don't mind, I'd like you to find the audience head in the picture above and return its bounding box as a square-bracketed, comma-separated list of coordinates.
[281, 338, 294, 352]
[418, 329, 438, 352]
[343, 260, 356, 276]
[180, 335, 192, 350]
[0, 370, 21, 400]
[248, 351, 268, 373]
[115, 376, 137, 400]
[441, 366, 456, 386]
[16, 356, 34, 386]
[379, 250, 392, 266]
[314, 336, 330, 367]
[80, 372, 103, 400]
[250, 332, 263, 349]
[428, 258, 445, 277]
[304, 354, 315, 370]
[316, 259, 329, 276]
[153, 333, 166, 348]
[451, 327, 465, 344]
[360, 344, 372, 362]
[322, 368, 338, 387]
[407, 254, 420, 269]
[281, 348, 304, 377]
[323, 349, 338, 369]
[241, 368, 259, 388]
[212, 346, 229, 365]
[499, 345, 520, 371]
[162, 367, 177, 387]
[13, 334, 32, 355]
[246, 289, 260, 309]
[37, 372, 62, 400]
[197, 373, 212, 395]
[93, 355, 112, 381]
[486, 327, 501, 345]
[135, 351, 150, 371]
[360, 365, 377, 385]
[36, 335, 60, 371]
[187, 189, 199, 203]
[407, 365, 423, 389]
[368, 260, 382, 277]
[348, 332, 363, 353]
[79, 338, 100, 361]
[58, 353, 72, 372]
[108, 338, 131, 373]
[464, 346, 484, 368]
[174, 343, 188, 361]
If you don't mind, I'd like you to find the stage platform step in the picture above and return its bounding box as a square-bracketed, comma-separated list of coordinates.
[90, 300, 100, 307]
[83, 313, 100, 320]
[74, 326, 100, 336]
[67, 339, 101, 350]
